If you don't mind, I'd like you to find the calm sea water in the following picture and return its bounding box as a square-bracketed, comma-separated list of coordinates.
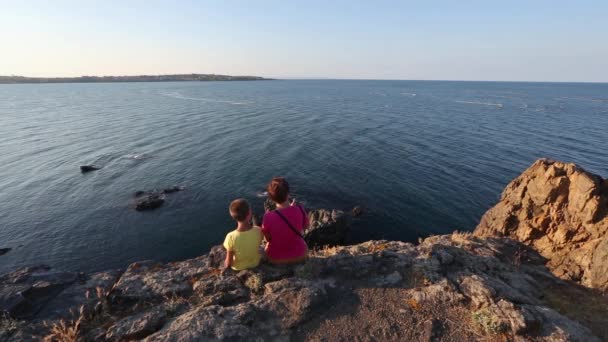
[1, 80, 607, 273]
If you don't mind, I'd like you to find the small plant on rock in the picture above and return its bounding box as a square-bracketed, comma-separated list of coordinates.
[472, 308, 508, 335]
[244, 273, 263, 292]
[294, 261, 320, 280]
[164, 294, 188, 317]
[0, 313, 19, 336]
[44, 306, 85, 342]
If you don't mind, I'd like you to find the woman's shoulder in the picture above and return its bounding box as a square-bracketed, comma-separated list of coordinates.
[262, 211, 277, 221]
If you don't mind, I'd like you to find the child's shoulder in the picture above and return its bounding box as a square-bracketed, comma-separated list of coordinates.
[225, 229, 239, 239]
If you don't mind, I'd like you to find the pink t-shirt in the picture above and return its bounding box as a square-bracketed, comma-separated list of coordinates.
[262, 205, 309, 261]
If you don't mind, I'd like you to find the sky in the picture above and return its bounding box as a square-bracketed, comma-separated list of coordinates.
[1, 0, 607, 82]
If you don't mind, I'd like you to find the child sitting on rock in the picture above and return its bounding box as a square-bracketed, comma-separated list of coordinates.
[223, 198, 263, 272]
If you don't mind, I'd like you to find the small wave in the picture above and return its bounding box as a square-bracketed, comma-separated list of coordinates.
[558, 96, 608, 103]
[256, 191, 268, 198]
[401, 93, 417, 97]
[455, 100, 503, 108]
[160, 91, 250, 105]
[124, 153, 152, 160]
[486, 95, 512, 99]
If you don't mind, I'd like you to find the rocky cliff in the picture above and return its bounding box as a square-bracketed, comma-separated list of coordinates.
[2, 159, 608, 341]
[475, 159, 608, 291]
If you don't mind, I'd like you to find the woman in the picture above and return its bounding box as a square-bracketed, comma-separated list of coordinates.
[262, 177, 309, 264]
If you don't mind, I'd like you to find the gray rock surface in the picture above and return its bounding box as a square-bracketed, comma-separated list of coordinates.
[105, 306, 166, 341]
[1, 236, 604, 341]
[2, 160, 607, 341]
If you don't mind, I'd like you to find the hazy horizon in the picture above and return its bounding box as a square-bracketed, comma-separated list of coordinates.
[4, 74, 608, 84]
[2, 1, 607, 83]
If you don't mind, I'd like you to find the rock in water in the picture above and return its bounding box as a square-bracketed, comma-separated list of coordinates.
[352, 205, 364, 217]
[0, 248, 11, 256]
[135, 194, 165, 211]
[132, 186, 184, 211]
[475, 158, 608, 290]
[305, 209, 349, 247]
[263, 198, 276, 212]
[80, 165, 101, 173]
[162, 186, 185, 194]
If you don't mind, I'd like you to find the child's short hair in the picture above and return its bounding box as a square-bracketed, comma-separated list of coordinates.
[229, 198, 250, 222]
[267, 177, 290, 203]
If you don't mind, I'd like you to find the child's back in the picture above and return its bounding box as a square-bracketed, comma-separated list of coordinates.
[223, 226, 262, 270]
[223, 198, 263, 271]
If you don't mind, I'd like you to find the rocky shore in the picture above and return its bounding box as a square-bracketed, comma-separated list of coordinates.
[2, 159, 608, 341]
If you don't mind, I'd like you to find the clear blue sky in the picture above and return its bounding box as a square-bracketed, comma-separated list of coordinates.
[2, 0, 607, 82]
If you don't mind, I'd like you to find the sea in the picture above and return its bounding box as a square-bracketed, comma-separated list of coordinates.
[1, 80, 607, 273]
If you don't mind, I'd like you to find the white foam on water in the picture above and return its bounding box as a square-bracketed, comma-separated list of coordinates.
[558, 96, 608, 103]
[160, 91, 250, 105]
[256, 191, 268, 198]
[401, 92, 417, 97]
[455, 100, 503, 108]
[124, 153, 152, 160]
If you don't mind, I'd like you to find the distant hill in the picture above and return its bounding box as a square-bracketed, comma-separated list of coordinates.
[0, 74, 271, 84]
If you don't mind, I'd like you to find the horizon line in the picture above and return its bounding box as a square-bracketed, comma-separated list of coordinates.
[1, 73, 607, 85]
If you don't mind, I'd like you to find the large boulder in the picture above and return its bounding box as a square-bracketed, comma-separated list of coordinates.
[475, 159, 608, 290]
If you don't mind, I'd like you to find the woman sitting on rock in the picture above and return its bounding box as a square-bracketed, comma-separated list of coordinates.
[262, 177, 309, 264]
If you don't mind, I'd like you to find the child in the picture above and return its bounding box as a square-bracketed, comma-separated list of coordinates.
[223, 198, 263, 271]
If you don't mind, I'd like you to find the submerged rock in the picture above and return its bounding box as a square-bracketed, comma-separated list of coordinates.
[352, 205, 364, 217]
[132, 186, 185, 211]
[162, 185, 185, 194]
[475, 159, 608, 290]
[134, 194, 165, 211]
[80, 165, 101, 173]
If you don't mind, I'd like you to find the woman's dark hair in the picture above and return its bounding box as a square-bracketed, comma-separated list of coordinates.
[267, 177, 290, 203]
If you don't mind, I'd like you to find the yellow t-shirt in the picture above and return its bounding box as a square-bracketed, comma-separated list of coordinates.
[223, 226, 263, 271]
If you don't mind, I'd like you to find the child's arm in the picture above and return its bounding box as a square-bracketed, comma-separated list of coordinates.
[223, 250, 234, 271]
[222, 233, 234, 273]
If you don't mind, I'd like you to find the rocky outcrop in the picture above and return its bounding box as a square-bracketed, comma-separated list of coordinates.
[475, 159, 608, 290]
[2, 234, 606, 341]
[3, 160, 608, 341]
[305, 209, 349, 247]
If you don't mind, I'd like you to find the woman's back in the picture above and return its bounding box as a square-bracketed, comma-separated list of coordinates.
[262, 205, 309, 263]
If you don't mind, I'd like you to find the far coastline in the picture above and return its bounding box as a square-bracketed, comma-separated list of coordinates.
[0, 74, 272, 84]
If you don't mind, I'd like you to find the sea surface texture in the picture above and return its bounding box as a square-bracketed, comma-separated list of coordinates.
[1, 80, 607, 272]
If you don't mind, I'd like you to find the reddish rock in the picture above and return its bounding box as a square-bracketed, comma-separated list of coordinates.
[475, 159, 608, 290]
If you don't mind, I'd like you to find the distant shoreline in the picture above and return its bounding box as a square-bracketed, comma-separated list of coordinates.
[0, 74, 272, 84]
